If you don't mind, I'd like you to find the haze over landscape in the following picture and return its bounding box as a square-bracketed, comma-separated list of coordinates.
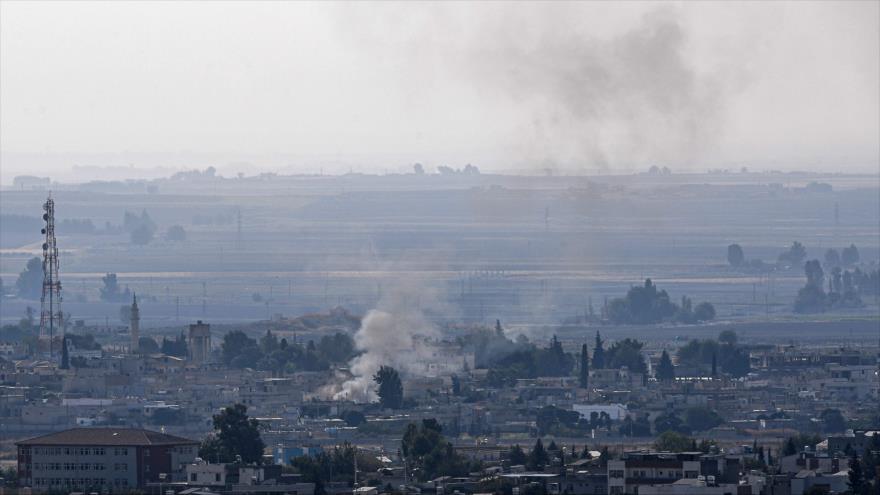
[1, 1, 878, 183]
[0, 2, 879, 495]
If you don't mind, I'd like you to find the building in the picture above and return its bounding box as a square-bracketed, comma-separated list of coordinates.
[186, 461, 227, 487]
[188, 321, 212, 364]
[827, 430, 880, 455]
[16, 427, 198, 492]
[607, 452, 739, 495]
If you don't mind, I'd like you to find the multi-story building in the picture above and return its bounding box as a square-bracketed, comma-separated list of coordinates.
[16, 427, 198, 492]
[607, 451, 739, 495]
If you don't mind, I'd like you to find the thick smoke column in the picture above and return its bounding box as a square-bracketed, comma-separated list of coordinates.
[335, 4, 740, 171]
[333, 280, 443, 402]
[468, 6, 726, 170]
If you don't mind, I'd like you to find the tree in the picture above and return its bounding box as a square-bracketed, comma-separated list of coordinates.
[1, 465, 19, 486]
[527, 438, 549, 471]
[60, 336, 70, 369]
[656, 350, 675, 381]
[718, 330, 738, 346]
[401, 420, 473, 481]
[508, 445, 527, 466]
[340, 410, 366, 427]
[608, 279, 677, 324]
[805, 260, 825, 288]
[138, 337, 159, 354]
[795, 260, 829, 313]
[825, 248, 841, 267]
[654, 431, 693, 452]
[842, 244, 860, 266]
[413, 163, 425, 175]
[99, 273, 131, 303]
[579, 343, 590, 389]
[260, 330, 279, 354]
[592, 332, 605, 369]
[199, 403, 265, 464]
[130, 223, 155, 245]
[374, 365, 404, 409]
[779, 241, 807, 267]
[654, 412, 688, 435]
[848, 454, 865, 494]
[693, 302, 716, 322]
[451, 374, 461, 395]
[316, 333, 355, 363]
[820, 409, 846, 433]
[165, 225, 187, 242]
[684, 407, 723, 432]
[222, 330, 259, 365]
[727, 244, 745, 267]
[605, 338, 647, 373]
[15, 257, 43, 299]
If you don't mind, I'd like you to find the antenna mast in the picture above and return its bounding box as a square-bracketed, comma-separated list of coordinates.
[39, 194, 64, 358]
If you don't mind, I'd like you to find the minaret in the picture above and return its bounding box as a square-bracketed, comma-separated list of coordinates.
[130, 293, 140, 354]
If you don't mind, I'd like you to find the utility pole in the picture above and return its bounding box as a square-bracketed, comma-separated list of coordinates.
[236, 207, 243, 250]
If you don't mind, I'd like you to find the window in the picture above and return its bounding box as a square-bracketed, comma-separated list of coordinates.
[610, 470, 624, 478]
[190, 473, 197, 482]
[215, 473, 221, 482]
[94, 448, 105, 455]
[80, 463, 90, 471]
[94, 463, 105, 471]
[79, 448, 90, 456]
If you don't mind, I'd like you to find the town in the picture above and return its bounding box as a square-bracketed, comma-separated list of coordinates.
[1, 186, 878, 495]
[2, 1, 879, 494]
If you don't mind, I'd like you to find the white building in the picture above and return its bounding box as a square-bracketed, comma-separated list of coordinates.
[186, 461, 226, 486]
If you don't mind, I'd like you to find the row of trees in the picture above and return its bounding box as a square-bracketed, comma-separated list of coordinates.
[727, 242, 861, 271]
[221, 330, 356, 373]
[476, 327, 657, 389]
[671, 330, 751, 378]
[606, 279, 715, 325]
[535, 404, 724, 438]
[795, 259, 878, 313]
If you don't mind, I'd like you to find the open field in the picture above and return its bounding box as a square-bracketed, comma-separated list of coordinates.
[2, 172, 878, 344]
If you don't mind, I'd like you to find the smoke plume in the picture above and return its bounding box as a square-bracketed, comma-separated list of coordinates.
[331, 278, 450, 402]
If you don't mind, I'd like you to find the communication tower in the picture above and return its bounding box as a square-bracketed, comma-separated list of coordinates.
[39, 195, 64, 357]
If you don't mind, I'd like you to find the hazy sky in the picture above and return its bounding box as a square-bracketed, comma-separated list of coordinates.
[1, 1, 878, 182]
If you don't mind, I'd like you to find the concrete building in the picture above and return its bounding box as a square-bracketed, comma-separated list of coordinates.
[16, 427, 198, 492]
[188, 321, 212, 364]
[186, 461, 227, 487]
[607, 452, 739, 495]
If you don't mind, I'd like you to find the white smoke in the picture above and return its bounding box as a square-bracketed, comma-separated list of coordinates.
[331, 280, 449, 402]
